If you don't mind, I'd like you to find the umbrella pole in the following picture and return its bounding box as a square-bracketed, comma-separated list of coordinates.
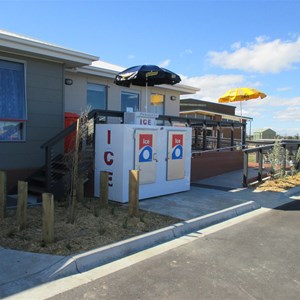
[145, 81, 148, 112]
[240, 101, 243, 145]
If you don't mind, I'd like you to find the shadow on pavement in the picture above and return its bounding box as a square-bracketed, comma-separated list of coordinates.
[274, 200, 300, 211]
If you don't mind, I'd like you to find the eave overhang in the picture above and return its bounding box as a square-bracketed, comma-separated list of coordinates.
[0, 30, 98, 68]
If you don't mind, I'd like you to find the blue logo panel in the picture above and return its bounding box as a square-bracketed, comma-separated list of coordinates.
[139, 145, 153, 162]
[172, 144, 183, 160]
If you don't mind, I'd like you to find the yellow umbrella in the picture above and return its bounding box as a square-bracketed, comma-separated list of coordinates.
[218, 87, 266, 103]
[218, 87, 267, 144]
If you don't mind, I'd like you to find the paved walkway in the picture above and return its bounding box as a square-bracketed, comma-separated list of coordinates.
[1, 169, 299, 298]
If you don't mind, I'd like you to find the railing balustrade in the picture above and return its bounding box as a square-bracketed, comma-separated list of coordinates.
[242, 141, 300, 187]
[40, 109, 247, 192]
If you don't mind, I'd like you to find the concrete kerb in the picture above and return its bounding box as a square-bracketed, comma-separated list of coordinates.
[0, 201, 261, 298]
[284, 185, 300, 198]
[40, 200, 260, 281]
[172, 201, 260, 237]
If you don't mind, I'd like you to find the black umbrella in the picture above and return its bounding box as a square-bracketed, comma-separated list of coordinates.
[114, 65, 181, 87]
[114, 65, 181, 112]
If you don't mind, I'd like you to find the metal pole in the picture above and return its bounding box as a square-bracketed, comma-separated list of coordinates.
[258, 149, 263, 182]
[243, 151, 249, 187]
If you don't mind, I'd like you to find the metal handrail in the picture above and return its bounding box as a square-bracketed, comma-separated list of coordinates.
[157, 114, 245, 128]
[41, 109, 124, 149]
[41, 122, 77, 149]
[192, 144, 245, 155]
[41, 109, 124, 192]
[40, 109, 250, 192]
[242, 141, 300, 187]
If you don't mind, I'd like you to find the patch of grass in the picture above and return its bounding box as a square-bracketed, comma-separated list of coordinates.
[98, 221, 106, 235]
[66, 243, 72, 251]
[6, 228, 16, 238]
[0, 200, 180, 256]
[140, 213, 146, 223]
[110, 206, 115, 215]
[255, 172, 300, 192]
[122, 216, 128, 229]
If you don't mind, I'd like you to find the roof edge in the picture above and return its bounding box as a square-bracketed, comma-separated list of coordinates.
[0, 30, 98, 67]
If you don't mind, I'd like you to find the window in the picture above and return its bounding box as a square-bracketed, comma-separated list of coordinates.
[150, 94, 164, 125]
[121, 91, 139, 112]
[87, 83, 107, 110]
[0, 59, 26, 141]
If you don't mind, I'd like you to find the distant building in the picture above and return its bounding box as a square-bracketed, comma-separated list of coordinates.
[253, 128, 277, 140]
[180, 98, 237, 120]
[179, 98, 252, 141]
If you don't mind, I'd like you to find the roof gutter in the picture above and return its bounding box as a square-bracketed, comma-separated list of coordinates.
[0, 30, 98, 67]
[75, 65, 200, 95]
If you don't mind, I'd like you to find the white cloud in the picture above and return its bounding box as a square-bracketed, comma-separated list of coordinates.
[208, 36, 300, 73]
[255, 36, 269, 44]
[273, 106, 300, 121]
[158, 59, 171, 68]
[231, 42, 241, 50]
[128, 54, 135, 59]
[276, 86, 292, 92]
[257, 95, 300, 107]
[180, 49, 193, 57]
[273, 127, 300, 136]
[179, 73, 300, 130]
[180, 74, 245, 101]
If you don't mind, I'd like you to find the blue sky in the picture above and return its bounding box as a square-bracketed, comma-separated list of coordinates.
[1, 0, 300, 136]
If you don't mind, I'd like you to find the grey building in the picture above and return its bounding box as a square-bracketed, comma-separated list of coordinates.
[253, 128, 277, 140]
[0, 31, 198, 192]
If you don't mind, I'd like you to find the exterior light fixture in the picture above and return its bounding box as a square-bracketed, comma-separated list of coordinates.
[170, 96, 177, 101]
[65, 78, 73, 85]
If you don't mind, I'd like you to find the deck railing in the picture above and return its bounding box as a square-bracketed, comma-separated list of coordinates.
[40, 109, 247, 192]
[242, 141, 300, 187]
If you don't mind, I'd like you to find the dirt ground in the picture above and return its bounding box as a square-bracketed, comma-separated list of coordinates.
[253, 172, 300, 192]
[0, 200, 180, 256]
[1, 172, 299, 256]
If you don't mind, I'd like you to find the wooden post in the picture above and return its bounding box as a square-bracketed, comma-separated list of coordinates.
[0, 171, 6, 219]
[69, 119, 80, 223]
[128, 170, 139, 217]
[100, 171, 109, 208]
[42, 193, 54, 243]
[17, 181, 28, 230]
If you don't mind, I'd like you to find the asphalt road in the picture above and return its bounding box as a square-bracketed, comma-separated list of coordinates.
[47, 200, 300, 300]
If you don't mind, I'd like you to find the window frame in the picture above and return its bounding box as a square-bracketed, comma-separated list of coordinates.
[121, 91, 140, 112]
[86, 82, 107, 111]
[150, 93, 165, 125]
[0, 56, 27, 143]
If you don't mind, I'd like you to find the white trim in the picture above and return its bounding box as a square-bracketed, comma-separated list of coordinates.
[159, 83, 200, 95]
[0, 31, 199, 95]
[0, 56, 27, 142]
[76, 65, 199, 95]
[0, 30, 98, 67]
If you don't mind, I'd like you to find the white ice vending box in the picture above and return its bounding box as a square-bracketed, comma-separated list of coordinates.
[94, 124, 192, 203]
